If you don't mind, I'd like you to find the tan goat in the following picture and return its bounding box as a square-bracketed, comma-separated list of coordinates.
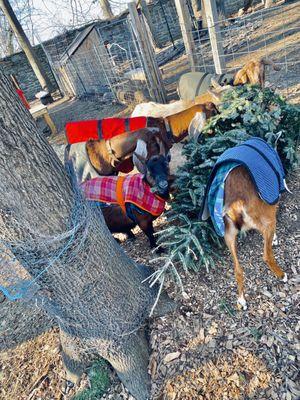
[224, 166, 287, 310]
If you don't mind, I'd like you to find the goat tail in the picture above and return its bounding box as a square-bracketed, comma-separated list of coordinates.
[260, 57, 281, 71]
[224, 200, 246, 231]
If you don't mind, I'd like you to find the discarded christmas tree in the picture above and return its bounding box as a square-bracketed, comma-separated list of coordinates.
[154, 86, 299, 288]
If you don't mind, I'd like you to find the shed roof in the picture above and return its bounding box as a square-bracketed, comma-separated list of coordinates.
[60, 24, 96, 64]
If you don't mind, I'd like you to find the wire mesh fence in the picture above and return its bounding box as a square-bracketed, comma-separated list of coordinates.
[40, 17, 153, 104]
[36, 0, 300, 106]
[175, 1, 300, 98]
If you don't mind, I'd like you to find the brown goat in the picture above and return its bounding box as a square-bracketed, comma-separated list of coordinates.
[224, 166, 287, 310]
[101, 202, 160, 248]
[85, 128, 163, 176]
[233, 57, 281, 87]
[85, 103, 218, 175]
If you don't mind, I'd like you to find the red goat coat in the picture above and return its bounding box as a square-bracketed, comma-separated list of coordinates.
[65, 117, 148, 173]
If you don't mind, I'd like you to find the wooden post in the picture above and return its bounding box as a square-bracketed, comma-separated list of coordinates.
[203, 0, 226, 74]
[201, 0, 208, 28]
[128, 2, 167, 103]
[174, 0, 197, 71]
[140, 0, 162, 49]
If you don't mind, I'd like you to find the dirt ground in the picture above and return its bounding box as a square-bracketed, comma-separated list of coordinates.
[0, 2, 299, 400]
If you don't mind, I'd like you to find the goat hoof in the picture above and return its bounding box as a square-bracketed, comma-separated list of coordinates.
[282, 273, 288, 283]
[272, 233, 278, 246]
[237, 296, 247, 311]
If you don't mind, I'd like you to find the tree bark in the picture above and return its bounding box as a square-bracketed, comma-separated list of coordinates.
[0, 67, 174, 399]
[99, 0, 114, 19]
[0, 0, 53, 93]
[6, 26, 15, 55]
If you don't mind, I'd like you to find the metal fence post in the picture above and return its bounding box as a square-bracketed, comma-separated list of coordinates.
[174, 0, 197, 71]
[128, 2, 167, 103]
[203, 0, 226, 74]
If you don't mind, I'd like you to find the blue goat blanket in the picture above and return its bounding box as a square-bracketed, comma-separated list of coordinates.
[201, 137, 286, 236]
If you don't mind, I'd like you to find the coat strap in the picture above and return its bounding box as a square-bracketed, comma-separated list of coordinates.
[116, 176, 126, 213]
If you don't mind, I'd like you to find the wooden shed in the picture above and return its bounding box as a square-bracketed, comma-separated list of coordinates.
[58, 24, 115, 97]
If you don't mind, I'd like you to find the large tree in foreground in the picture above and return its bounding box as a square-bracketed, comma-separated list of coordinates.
[0, 67, 173, 399]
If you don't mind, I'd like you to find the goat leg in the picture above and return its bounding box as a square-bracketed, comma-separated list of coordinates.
[126, 230, 136, 241]
[263, 225, 287, 282]
[144, 224, 156, 249]
[224, 217, 247, 310]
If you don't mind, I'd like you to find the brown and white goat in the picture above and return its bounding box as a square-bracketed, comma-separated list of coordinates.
[224, 166, 287, 310]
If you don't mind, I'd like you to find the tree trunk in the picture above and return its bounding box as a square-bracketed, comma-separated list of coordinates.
[0, 0, 53, 93]
[191, 0, 201, 19]
[6, 26, 15, 55]
[201, 0, 208, 28]
[99, 0, 114, 19]
[0, 68, 174, 399]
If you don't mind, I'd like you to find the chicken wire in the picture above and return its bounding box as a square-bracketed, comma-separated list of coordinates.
[96, 18, 152, 104]
[0, 161, 156, 338]
[39, 17, 154, 104]
[35, 1, 299, 106]
[184, 1, 300, 95]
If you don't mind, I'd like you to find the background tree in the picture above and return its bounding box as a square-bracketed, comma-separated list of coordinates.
[0, 0, 53, 92]
[0, 67, 174, 399]
[0, 0, 36, 57]
[98, 0, 113, 19]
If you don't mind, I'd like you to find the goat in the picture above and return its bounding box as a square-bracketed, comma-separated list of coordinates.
[66, 103, 217, 180]
[131, 91, 221, 118]
[131, 57, 280, 118]
[82, 145, 172, 249]
[201, 138, 288, 310]
[233, 57, 281, 87]
[66, 127, 165, 180]
[224, 166, 287, 310]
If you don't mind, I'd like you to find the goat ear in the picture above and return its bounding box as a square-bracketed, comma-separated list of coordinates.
[133, 151, 146, 164]
[233, 70, 247, 85]
[188, 111, 207, 141]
